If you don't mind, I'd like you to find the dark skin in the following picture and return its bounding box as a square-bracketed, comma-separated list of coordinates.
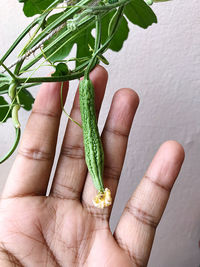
[0, 66, 184, 266]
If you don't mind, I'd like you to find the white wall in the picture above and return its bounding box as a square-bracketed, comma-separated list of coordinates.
[1, 1, 200, 266]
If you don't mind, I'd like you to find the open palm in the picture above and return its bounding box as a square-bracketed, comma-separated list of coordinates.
[0, 66, 184, 266]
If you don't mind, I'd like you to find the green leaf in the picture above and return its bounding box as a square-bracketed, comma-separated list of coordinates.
[0, 74, 11, 95]
[18, 88, 35, 111]
[75, 11, 128, 64]
[44, 11, 64, 25]
[43, 12, 75, 62]
[75, 25, 95, 67]
[124, 0, 157, 29]
[40, 2, 154, 68]
[71, 12, 127, 66]
[44, 28, 74, 63]
[0, 96, 11, 122]
[43, 12, 95, 66]
[18, 0, 55, 17]
[41, 9, 129, 66]
[52, 63, 69, 76]
[101, 10, 129, 52]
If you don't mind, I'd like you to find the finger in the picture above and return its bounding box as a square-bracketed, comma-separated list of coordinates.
[2, 81, 69, 198]
[82, 88, 139, 213]
[114, 141, 184, 266]
[51, 66, 108, 200]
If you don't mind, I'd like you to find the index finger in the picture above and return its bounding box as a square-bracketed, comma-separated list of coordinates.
[2, 81, 68, 198]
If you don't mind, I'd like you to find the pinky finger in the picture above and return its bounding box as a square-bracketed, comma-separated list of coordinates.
[114, 141, 184, 266]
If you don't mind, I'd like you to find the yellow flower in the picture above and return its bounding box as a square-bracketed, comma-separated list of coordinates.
[93, 188, 112, 209]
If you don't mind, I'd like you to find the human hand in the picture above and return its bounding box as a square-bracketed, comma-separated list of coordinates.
[0, 66, 184, 266]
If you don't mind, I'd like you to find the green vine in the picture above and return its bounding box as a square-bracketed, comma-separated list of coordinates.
[0, 0, 168, 164]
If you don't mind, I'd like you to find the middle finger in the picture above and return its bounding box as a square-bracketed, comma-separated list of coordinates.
[82, 88, 139, 213]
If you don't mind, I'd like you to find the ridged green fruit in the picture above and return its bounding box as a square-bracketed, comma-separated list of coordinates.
[79, 78, 104, 193]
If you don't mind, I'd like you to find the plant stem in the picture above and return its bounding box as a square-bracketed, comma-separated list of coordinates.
[94, 15, 102, 52]
[14, 60, 24, 76]
[0, 61, 17, 81]
[0, 0, 62, 68]
[22, 0, 94, 54]
[19, 19, 46, 57]
[14, 0, 127, 73]
[85, 14, 102, 79]
[0, 128, 21, 164]
[17, 6, 124, 84]
[85, 6, 124, 77]
[85, 0, 130, 11]
[0, 19, 39, 64]
[20, 15, 96, 72]
[17, 71, 84, 83]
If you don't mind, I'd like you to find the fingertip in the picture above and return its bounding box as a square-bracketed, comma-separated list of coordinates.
[159, 140, 185, 166]
[146, 140, 185, 191]
[90, 65, 108, 83]
[108, 88, 139, 131]
[34, 80, 69, 113]
[114, 88, 140, 111]
[90, 65, 108, 109]
[81, 65, 108, 84]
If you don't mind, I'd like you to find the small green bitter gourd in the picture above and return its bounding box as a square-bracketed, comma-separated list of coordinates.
[79, 77, 112, 209]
